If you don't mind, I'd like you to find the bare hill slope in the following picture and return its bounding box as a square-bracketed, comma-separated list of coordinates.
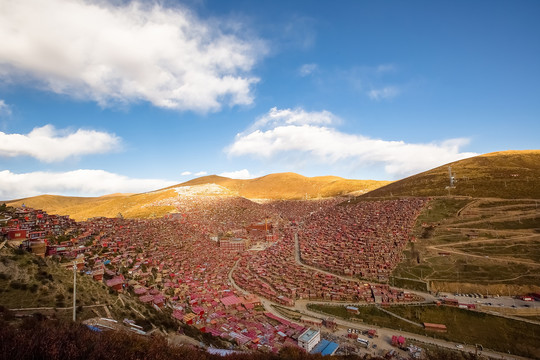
[175, 172, 389, 199]
[5, 173, 388, 220]
[362, 150, 540, 199]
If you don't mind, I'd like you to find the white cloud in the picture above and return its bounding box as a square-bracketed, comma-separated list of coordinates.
[194, 171, 207, 176]
[368, 86, 400, 100]
[0, 0, 265, 112]
[0, 100, 12, 117]
[181, 171, 192, 176]
[218, 169, 253, 179]
[299, 63, 318, 77]
[0, 169, 176, 199]
[226, 107, 478, 177]
[0, 125, 120, 162]
[249, 106, 338, 132]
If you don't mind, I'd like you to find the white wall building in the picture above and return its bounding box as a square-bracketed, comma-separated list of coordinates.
[298, 328, 321, 352]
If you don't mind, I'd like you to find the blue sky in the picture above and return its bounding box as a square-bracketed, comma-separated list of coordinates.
[0, 0, 539, 198]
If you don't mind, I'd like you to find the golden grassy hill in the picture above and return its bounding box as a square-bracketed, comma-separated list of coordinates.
[6, 190, 180, 221]
[362, 150, 540, 199]
[5, 173, 388, 220]
[174, 172, 389, 200]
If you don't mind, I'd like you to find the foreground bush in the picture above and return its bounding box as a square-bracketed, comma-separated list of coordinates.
[0, 315, 365, 360]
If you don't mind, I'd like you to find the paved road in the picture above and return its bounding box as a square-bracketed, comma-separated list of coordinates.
[293, 300, 531, 360]
[227, 232, 535, 359]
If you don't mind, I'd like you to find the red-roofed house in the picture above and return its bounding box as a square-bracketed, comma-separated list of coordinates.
[221, 295, 242, 307]
[106, 277, 124, 292]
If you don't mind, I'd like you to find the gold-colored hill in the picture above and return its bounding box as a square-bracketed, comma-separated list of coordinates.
[6, 190, 179, 221]
[173, 172, 389, 200]
[5, 173, 388, 220]
[362, 150, 540, 199]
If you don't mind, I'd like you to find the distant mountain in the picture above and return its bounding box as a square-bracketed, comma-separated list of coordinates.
[5, 190, 182, 221]
[362, 150, 540, 199]
[171, 172, 389, 200]
[5, 172, 389, 220]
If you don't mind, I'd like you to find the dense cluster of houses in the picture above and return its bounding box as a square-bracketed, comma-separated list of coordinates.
[233, 226, 417, 305]
[1, 196, 425, 351]
[298, 198, 428, 281]
[75, 216, 312, 351]
[0, 206, 78, 257]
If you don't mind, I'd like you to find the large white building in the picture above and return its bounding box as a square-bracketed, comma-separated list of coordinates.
[298, 328, 321, 352]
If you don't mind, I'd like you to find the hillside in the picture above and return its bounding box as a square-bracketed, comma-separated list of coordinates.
[5, 173, 389, 220]
[0, 247, 176, 332]
[175, 172, 389, 200]
[6, 190, 181, 221]
[361, 150, 540, 199]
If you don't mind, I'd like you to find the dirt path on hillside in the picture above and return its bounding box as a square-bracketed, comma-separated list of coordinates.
[228, 241, 530, 360]
[427, 233, 540, 267]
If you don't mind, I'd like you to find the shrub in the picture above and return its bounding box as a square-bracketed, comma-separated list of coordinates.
[9, 281, 27, 290]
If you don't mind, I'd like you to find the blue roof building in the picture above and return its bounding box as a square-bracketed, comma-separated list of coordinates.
[310, 339, 339, 356]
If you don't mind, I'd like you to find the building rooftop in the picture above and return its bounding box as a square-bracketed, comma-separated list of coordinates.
[298, 328, 319, 342]
[311, 339, 339, 356]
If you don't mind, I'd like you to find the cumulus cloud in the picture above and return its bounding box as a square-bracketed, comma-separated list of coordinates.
[249, 107, 338, 132]
[226, 107, 478, 177]
[218, 169, 253, 179]
[299, 63, 318, 77]
[368, 86, 400, 100]
[194, 171, 207, 176]
[0, 169, 176, 199]
[0, 0, 265, 112]
[180, 171, 192, 176]
[0, 125, 120, 162]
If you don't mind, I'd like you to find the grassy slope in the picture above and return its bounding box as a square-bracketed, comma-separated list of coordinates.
[392, 197, 540, 294]
[6, 190, 178, 221]
[5, 173, 389, 220]
[0, 247, 161, 326]
[309, 304, 540, 359]
[361, 150, 540, 199]
[176, 172, 390, 200]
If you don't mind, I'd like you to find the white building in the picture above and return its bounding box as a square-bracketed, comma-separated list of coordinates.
[298, 328, 321, 352]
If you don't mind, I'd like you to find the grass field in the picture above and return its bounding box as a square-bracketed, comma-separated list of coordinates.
[361, 150, 540, 199]
[0, 247, 185, 334]
[453, 239, 540, 263]
[392, 197, 540, 294]
[477, 200, 539, 208]
[308, 303, 419, 332]
[463, 216, 540, 230]
[0, 249, 150, 323]
[309, 303, 540, 359]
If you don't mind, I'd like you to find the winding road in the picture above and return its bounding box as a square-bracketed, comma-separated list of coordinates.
[226, 235, 531, 360]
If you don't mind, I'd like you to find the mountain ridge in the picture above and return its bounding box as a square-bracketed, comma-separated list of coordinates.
[361, 150, 540, 199]
[5, 172, 389, 220]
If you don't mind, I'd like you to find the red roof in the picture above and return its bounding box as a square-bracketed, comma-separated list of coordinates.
[106, 278, 124, 287]
[139, 294, 154, 303]
[221, 295, 242, 306]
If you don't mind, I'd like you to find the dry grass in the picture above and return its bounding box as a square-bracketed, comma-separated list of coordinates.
[0, 248, 152, 323]
[392, 197, 540, 294]
[310, 303, 540, 358]
[6, 173, 389, 220]
[362, 150, 540, 199]
[176, 172, 390, 200]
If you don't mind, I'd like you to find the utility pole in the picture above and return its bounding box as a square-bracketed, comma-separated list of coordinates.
[73, 261, 77, 322]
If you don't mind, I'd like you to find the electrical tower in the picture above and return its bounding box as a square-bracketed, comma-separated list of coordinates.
[448, 166, 455, 188]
